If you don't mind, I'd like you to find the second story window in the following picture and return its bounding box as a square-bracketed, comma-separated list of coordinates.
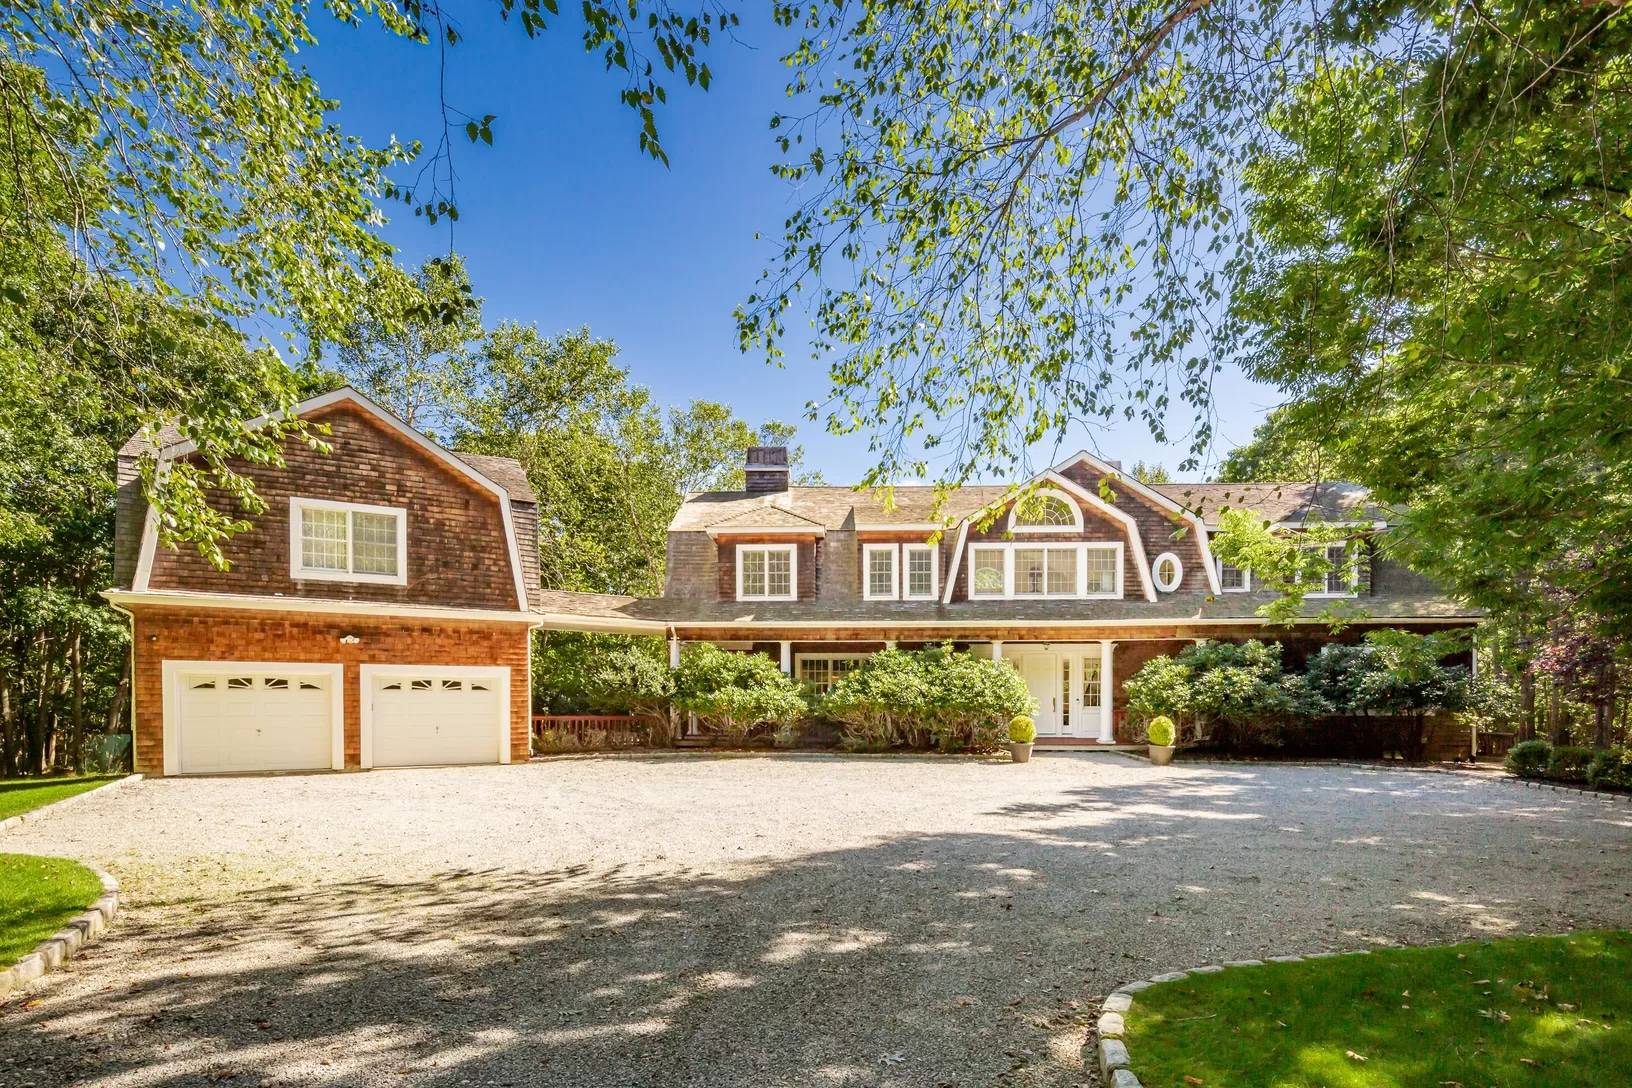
[863, 544, 898, 600]
[1306, 541, 1359, 597]
[903, 543, 938, 599]
[737, 543, 797, 601]
[290, 498, 407, 586]
[1008, 489, 1083, 532]
[968, 542, 1122, 599]
[1218, 560, 1251, 592]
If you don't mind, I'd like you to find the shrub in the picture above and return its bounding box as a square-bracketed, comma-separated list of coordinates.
[1546, 745, 1595, 783]
[1505, 738, 1552, 778]
[924, 649, 1034, 753]
[672, 644, 806, 741]
[1008, 715, 1036, 744]
[1147, 716, 1175, 747]
[819, 649, 931, 750]
[1588, 748, 1632, 791]
[1123, 654, 1195, 736]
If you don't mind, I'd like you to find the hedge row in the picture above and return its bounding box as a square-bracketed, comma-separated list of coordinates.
[1506, 739, 1632, 791]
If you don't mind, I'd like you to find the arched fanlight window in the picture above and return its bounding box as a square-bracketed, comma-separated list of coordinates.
[1010, 490, 1081, 531]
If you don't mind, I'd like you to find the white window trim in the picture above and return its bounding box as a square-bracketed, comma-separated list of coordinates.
[289, 497, 408, 587]
[1006, 487, 1085, 534]
[1151, 551, 1184, 594]
[1217, 559, 1252, 593]
[735, 542, 799, 602]
[1304, 542, 1361, 598]
[965, 541, 1124, 600]
[862, 543, 900, 601]
[902, 542, 940, 600]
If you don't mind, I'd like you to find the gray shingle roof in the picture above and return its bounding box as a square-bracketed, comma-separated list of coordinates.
[534, 588, 1478, 628]
[670, 479, 1388, 532]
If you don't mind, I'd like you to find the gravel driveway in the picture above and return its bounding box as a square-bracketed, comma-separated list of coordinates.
[3, 754, 1629, 1087]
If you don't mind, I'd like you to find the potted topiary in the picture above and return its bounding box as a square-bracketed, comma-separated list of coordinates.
[1146, 715, 1177, 766]
[1008, 715, 1036, 763]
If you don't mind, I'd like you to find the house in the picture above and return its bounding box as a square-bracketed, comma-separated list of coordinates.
[535, 446, 1480, 746]
[106, 390, 1477, 774]
[105, 388, 543, 776]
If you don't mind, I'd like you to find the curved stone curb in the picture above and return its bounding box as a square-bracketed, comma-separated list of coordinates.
[1090, 948, 1373, 1086]
[1509, 776, 1632, 804]
[0, 866, 119, 1000]
[0, 773, 144, 835]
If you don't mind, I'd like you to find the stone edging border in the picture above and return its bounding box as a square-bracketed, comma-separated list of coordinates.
[1092, 948, 1374, 1086]
[0, 865, 120, 1000]
[0, 773, 144, 835]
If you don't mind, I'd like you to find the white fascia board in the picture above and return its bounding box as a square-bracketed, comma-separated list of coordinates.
[705, 525, 826, 538]
[102, 589, 540, 626]
[141, 386, 531, 612]
[939, 521, 971, 604]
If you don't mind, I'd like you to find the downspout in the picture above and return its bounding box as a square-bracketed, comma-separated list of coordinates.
[106, 598, 137, 767]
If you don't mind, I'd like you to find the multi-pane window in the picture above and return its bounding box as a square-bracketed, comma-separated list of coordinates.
[1323, 543, 1356, 595]
[904, 544, 937, 599]
[1219, 561, 1249, 592]
[738, 545, 796, 600]
[971, 547, 1006, 597]
[1061, 659, 1071, 729]
[797, 655, 866, 693]
[291, 498, 405, 584]
[1083, 546, 1119, 596]
[864, 545, 897, 599]
[1015, 547, 1078, 596]
[1080, 657, 1103, 708]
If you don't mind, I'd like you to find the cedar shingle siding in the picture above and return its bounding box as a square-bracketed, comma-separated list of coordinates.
[143, 403, 524, 610]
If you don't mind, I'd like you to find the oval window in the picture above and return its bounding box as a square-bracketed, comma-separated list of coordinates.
[1152, 552, 1183, 593]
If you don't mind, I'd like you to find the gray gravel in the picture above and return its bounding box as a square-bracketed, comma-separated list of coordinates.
[3, 753, 1630, 1087]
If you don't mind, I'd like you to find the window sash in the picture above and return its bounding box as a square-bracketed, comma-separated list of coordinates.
[864, 545, 898, 599]
[1219, 562, 1249, 591]
[738, 545, 796, 600]
[1083, 547, 1119, 596]
[970, 547, 1006, 597]
[796, 654, 867, 694]
[904, 545, 937, 598]
[970, 542, 1120, 599]
[292, 499, 404, 583]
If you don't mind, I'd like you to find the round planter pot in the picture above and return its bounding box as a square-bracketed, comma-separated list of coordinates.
[1010, 742, 1034, 763]
[1148, 744, 1177, 766]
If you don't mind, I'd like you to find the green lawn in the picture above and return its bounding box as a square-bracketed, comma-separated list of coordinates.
[0, 853, 102, 964]
[0, 775, 119, 823]
[1126, 931, 1632, 1087]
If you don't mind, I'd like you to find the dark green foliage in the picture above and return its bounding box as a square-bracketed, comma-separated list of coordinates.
[1547, 746, 1596, 784]
[671, 645, 806, 742]
[819, 645, 1034, 753]
[1124, 633, 1474, 758]
[1505, 739, 1553, 779]
[1588, 749, 1632, 792]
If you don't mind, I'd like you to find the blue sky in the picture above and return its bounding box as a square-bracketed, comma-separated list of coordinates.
[304, 11, 1280, 483]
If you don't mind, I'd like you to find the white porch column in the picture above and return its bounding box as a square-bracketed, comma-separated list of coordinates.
[884, 640, 897, 650]
[1097, 639, 1116, 743]
[668, 636, 682, 669]
[990, 640, 1004, 661]
[778, 640, 793, 674]
[667, 635, 683, 740]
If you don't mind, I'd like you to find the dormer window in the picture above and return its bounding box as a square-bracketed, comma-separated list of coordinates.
[289, 498, 407, 586]
[737, 543, 797, 601]
[1305, 541, 1359, 598]
[1008, 489, 1083, 533]
[863, 542, 939, 600]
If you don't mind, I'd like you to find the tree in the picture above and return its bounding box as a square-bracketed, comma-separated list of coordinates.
[1130, 461, 1170, 485]
[1216, 408, 1331, 483]
[333, 256, 484, 440]
[1227, 7, 1632, 640]
[2, 0, 734, 559]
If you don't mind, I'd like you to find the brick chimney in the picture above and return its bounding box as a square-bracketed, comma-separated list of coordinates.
[745, 446, 790, 494]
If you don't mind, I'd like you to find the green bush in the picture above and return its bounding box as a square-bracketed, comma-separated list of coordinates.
[821, 646, 1033, 752]
[1546, 745, 1595, 783]
[1008, 715, 1036, 744]
[672, 644, 806, 741]
[1147, 715, 1175, 747]
[1505, 738, 1552, 778]
[1588, 748, 1632, 791]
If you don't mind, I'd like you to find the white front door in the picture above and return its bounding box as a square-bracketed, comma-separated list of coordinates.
[1069, 653, 1104, 738]
[1019, 652, 1062, 735]
[365, 666, 509, 768]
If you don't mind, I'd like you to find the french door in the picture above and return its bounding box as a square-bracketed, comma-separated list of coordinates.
[1016, 649, 1104, 738]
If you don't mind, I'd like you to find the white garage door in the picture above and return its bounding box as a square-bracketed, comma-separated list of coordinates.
[172, 666, 339, 775]
[367, 668, 507, 768]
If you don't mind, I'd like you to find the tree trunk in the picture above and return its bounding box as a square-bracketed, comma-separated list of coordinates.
[1548, 683, 1568, 746]
[1518, 667, 1537, 742]
[68, 627, 85, 772]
